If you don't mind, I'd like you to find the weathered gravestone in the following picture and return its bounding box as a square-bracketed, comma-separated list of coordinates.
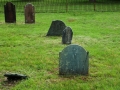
[62, 26, 73, 44]
[4, 73, 28, 81]
[46, 20, 66, 36]
[59, 45, 89, 75]
[24, 3, 35, 23]
[4, 2, 16, 23]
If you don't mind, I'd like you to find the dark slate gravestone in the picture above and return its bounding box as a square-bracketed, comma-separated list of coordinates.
[59, 45, 89, 75]
[46, 20, 66, 36]
[24, 3, 35, 23]
[62, 26, 73, 44]
[4, 2, 16, 23]
[4, 73, 28, 81]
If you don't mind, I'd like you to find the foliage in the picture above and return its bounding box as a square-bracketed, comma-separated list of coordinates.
[0, 0, 120, 12]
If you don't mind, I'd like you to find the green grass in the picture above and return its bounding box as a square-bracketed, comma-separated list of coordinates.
[0, 12, 120, 90]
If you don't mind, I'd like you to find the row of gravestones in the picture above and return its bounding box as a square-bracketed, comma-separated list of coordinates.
[3, 19, 89, 80]
[4, 2, 35, 23]
[4, 2, 73, 45]
[47, 20, 89, 75]
[4, 2, 89, 76]
[47, 20, 73, 44]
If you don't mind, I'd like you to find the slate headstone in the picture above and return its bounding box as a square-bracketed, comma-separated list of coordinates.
[62, 26, 73, 44]
[59, 45, 89, 75]
[24, 3, 35, 23]
[46, 20, 66, 36]
[4, 2, 16, 23]
[4, 73, 28, 81]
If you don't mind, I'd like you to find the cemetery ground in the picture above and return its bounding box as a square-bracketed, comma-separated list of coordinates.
[0, 12, 120, 90]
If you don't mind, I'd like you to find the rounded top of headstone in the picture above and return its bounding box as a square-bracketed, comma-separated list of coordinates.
[6, 2, 13, 4]
[64, 26, 72, 30]
[63, 26, 72, 33]
[62, 44, 87, 53]
[5, 2, 14, 6]
[25, 3, 34, 7]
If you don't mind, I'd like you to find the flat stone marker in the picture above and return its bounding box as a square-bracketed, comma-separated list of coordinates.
[62, 26, 73, 44]
[46, 20, 66, 36]
[59, 45, 89, 75]
[4, 2, 16, 23]
[25, 3, 35, 23]
[4, 73, 28, 81]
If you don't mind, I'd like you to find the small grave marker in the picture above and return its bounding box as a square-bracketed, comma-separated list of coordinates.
[4, 2, 16, 23]
[4, 73, 28, 81]
[46, 20, 66, 36]
[62, 26, 73, 44]
[59, 45, 89, 75]
[24, 3, 35, 23]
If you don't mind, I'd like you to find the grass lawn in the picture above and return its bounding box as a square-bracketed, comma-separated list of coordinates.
[0, 12, 120, 90]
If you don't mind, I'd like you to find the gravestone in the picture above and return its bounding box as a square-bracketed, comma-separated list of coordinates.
[4, 2, 16, 23]
[4, 73, 28, 81]
[46, 20, 66, 36]
[59, 45, 89, 75]
[24, 3, 35, 23]
[62, 26, 73, 44]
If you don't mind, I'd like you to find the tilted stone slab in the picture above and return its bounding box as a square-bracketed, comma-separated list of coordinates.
[4, 73, 28, 81]
[46, 20, 66, 36]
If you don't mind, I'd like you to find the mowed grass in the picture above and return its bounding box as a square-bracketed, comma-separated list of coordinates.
[0, 12, 120, 90]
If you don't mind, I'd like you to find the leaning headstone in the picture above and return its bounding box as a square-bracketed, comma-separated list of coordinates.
[62, 26, 73, 44]
[59, 45, 89, 75]
[24, 3, 35, 23]
[4, 73, 28, 81]
[4, 2, 16, 23]
[46, 20, 66, 36]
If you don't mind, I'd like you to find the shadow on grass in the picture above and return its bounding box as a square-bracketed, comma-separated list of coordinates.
[1, 80, 18, 90]
[1, 78, 27, 89]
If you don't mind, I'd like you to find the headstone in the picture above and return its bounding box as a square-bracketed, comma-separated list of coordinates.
[4, 2, 16, 23]
[59, 45, 89, 75]
[4, 73, 28, 81]
[46, 20, 66, 36]
[62, 26, 73, 44]
[24, 3, 35, 23]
